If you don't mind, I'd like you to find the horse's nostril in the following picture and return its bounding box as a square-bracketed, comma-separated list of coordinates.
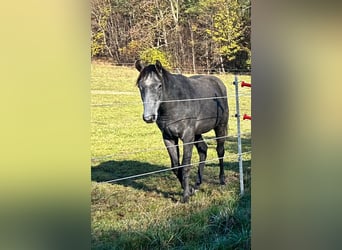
[143, 115, 155, 123]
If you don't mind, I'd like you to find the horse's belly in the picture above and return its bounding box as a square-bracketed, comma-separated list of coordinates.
[195, 118, 218, 134]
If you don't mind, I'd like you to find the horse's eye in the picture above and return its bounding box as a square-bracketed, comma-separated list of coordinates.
[158, 84, 162, 90]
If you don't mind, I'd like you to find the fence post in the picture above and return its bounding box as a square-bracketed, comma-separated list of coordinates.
[234, 75, 244, 196]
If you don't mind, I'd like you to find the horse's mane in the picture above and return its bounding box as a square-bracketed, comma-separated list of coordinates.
[136, 64, 171, 85]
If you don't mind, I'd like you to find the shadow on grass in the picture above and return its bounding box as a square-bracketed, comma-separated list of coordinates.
[91, 157, 251, 200]
[92, 160, 165, 182]
[92, 160, 182, 199]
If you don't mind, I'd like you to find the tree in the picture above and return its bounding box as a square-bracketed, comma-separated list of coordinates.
[90, 0, 251, 71]
[206, 0, 249, 70]
[91, 0, 112, 58]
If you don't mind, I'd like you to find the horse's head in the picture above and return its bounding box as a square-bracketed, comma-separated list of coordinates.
[135, 60, 164, 123]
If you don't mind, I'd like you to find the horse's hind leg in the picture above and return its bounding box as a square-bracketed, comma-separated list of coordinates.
[194, 134, 208, 190]
[215, 125, 227, 185]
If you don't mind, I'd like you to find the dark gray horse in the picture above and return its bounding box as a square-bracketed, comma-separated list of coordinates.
[135, 60, 229, 202]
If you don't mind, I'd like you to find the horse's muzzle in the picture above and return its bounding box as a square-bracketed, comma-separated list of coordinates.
[143, 114, 157, 123]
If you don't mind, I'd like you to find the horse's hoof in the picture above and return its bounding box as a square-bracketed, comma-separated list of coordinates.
[220, 178, 226, 185]
[181, 196, 190, 203]
[190, 187, 198, 196]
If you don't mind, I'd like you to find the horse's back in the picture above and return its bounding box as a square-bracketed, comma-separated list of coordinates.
[189, 75, 227, 97]
[187, 75, 228, 133]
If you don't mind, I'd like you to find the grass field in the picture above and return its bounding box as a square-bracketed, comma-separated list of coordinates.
[91, 62, 251, 249]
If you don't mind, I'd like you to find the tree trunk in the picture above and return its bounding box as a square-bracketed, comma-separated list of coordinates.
[169, 0, 185, 68]
[188, 21, 196, 74]
[205, 40, 209, 74]
[177, 25, 185, 68]
[157, 0, 168, 48]
[219, 55, 225, 74]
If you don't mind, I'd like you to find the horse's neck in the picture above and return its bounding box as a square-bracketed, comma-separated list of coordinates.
[163, 75, 188, 101]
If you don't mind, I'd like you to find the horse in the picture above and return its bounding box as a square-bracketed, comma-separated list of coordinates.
[135, 60, 229, 202]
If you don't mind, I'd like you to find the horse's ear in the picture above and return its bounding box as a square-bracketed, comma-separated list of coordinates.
[135, 60, 144, 72]
[155, 60, 163, 75]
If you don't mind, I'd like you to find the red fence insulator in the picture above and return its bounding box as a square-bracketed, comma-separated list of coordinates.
[241, 81, 251, 88]
[243, 114, 251, 120]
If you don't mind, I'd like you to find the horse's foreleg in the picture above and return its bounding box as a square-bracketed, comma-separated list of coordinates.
[163, 137, 181, 183]
[181, 135, 195, 203]
[194, 135, 208, 190]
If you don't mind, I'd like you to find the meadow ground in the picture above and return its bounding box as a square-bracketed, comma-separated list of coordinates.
[91, 62, 251, 249]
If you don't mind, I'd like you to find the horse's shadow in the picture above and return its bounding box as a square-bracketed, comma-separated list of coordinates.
[91, 157, 250, 200]
[91, 160, 182, 199]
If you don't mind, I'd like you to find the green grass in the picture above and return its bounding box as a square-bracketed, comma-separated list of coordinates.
[91, 62, 251, 249]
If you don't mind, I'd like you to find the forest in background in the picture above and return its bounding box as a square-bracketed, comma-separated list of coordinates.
[91, 0, 251, 73]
